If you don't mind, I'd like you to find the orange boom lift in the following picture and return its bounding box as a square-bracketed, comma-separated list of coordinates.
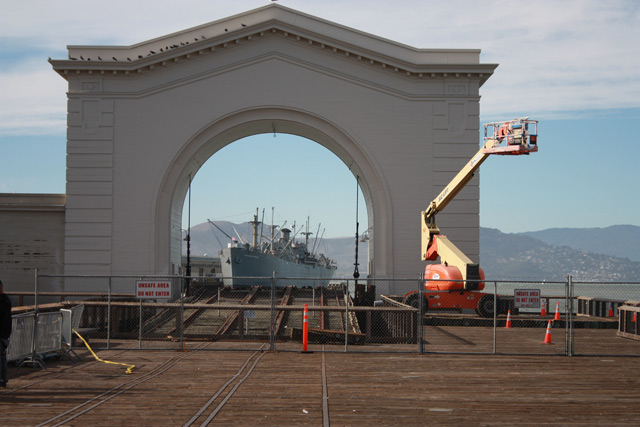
[402, 118, 538, 317]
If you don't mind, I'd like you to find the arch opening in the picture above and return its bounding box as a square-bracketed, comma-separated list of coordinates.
[179, 132, 369, 278]
[156, 108, 391, 279]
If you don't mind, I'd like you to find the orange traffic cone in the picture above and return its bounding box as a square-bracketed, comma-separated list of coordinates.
[302, 304, 309, 353]
[504, 310, 512, 329]
[607, 302, 614, 318]
[553, 302, 561, 321]
[540, 298, 547, 317]
[541, 320, 553, 345]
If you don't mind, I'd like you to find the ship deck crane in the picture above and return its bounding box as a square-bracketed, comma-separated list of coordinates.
[404, 118, 538, 317]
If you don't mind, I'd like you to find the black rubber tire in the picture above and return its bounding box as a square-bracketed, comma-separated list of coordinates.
[404, 293, 428, 313]
[477, 294, 496, 318]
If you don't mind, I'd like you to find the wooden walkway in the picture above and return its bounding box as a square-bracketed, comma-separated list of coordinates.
[1, 336, 640, 425]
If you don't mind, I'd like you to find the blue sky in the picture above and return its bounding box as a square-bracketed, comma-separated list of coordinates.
[1, 0, 639, 237]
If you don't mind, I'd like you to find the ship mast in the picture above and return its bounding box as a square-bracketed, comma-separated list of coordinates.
[250, 208, 261, 250]
[302, 217, 313, 255]
[270, 207, 275, 252]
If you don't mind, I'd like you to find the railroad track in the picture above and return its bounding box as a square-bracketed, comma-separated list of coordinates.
[28, 343, 273, 427]
[145, 286, 263, 339]
[180, 343, 331, 426]
[121, 285, 361, 342]
[215, 286, 261, 335]
[10, 343, 334, 426]
[0, 349, 131, 397]
[33, 343, 211, 427]
[271, 285, 294, 337]
[143, 287, 219, 337]
[166, 292, 221, 336]
[183, 346, 267, 426]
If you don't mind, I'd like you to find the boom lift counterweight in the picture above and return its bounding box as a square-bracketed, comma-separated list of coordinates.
[404, 118, 538, 317]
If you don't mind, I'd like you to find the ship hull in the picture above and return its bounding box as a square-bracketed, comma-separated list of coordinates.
[219, 247, 336, 287]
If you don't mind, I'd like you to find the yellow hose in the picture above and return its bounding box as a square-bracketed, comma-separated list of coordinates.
[73, 329, 135, 374]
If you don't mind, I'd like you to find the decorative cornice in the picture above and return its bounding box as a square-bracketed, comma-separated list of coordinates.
[49, 4, 497, 85]
[0, 194, 66, 211]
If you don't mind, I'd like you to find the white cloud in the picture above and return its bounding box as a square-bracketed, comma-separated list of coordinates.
[0, 61, 67, 135]
[1, 0, 639, 135]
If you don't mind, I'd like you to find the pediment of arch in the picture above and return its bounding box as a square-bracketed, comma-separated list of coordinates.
[50, 4, 496, 90]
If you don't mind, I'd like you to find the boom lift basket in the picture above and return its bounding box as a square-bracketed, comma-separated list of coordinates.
[483, 118, 538, 155]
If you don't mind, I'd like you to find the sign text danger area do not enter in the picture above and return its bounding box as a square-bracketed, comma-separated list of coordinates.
[514, 289, 541, 308]
[136, 280, 172, 299]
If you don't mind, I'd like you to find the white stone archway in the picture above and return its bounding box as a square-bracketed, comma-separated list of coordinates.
[50, 4, 496, 280]
[157, 106, 389, 277]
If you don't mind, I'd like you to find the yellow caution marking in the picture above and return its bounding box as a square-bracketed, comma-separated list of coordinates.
[73, 329, 135, 374]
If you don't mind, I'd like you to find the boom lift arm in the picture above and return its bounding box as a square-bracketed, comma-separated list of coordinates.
[420, 118, 538, 291]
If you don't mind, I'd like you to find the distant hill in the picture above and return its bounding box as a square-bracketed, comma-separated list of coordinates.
[520, 225, 640, 262]
[186, 221, 640, 281]
[481, 227, 640, 281]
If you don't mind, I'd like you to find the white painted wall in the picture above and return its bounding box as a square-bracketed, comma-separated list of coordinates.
[0, 194, 65, 292]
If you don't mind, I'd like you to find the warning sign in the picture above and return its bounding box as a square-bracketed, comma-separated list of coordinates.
[136, 280, 172, 299]
[514, 289, 541, 308]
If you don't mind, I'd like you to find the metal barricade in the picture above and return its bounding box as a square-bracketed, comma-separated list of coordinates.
[60, 308, 82, 362]
[34, 312, 63, 357]
[618, 305, 640, 341]
[7, 312, 36, 362]
[60, 309, 73, 348]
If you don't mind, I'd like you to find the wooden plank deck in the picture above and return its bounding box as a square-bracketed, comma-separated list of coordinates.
[1, 333, 640, 426]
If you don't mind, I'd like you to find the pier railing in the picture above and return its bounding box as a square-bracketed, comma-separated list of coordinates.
[5, 273, 639, 359]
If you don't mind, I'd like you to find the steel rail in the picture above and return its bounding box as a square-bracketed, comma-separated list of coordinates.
[272, 286, 294, 336]
[215, 286, 261, 336]
[0, 349, 130, 397]
[35, 343, 209, 427]
[183, 344, 267, 427]
[198, 352, 266, 426]
[166, 292, 220, 336]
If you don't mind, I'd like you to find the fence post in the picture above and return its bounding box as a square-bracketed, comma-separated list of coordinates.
[34, 268, 39, 314]
[180, 277, 185, 350]
[138, 298, 143, 350]
[269, 272, 276, 352]
[107, 277, 112, 350]
[567, 275, 574, 356]
[564, 276, 568, 356]
[30, 269, 39, 366]
[418, 273, 424, 354]
[570, 274, 575, 356]
[493, 281, 497, 354]
[344, 282, 349, 352]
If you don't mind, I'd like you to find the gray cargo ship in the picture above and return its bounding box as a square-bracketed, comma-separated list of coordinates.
[218, 211, 337, 287]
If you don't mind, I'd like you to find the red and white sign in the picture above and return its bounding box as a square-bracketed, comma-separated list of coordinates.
[136, 280, 172, 299]
[514, 289, 540, 308]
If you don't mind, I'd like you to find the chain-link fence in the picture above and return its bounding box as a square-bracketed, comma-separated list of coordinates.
[19, 273, 640, 357]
